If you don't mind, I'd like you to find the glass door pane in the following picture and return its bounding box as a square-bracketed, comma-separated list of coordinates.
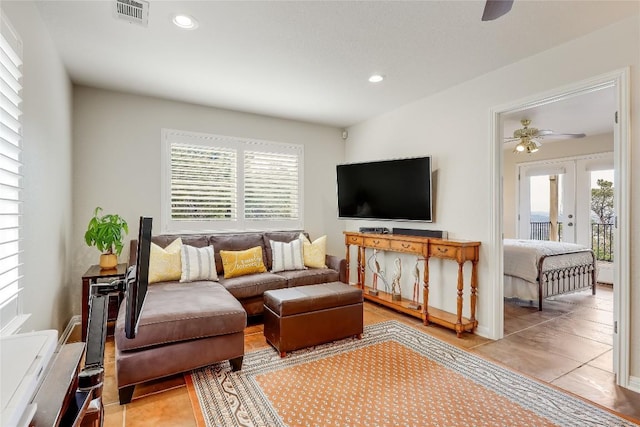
[518, 161, 576, 242]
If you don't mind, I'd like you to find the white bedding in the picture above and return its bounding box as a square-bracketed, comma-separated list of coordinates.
[503, 275, 538, 301]
[503, 239, 594, 283]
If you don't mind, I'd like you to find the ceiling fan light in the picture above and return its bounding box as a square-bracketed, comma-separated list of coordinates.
[515, 143, 525, 152]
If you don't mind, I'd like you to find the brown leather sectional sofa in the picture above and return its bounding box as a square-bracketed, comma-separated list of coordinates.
[115, 230, 346, 403]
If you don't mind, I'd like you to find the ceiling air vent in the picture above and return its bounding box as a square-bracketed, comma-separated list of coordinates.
[114, 0, 149, 27]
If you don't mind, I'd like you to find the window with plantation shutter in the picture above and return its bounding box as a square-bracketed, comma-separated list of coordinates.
[0, 15, 26, 336]
[244, 151, 299, 220]
[161, 129, 303, 233]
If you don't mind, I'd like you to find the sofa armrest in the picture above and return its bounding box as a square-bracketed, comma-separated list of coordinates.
[325, 254, 347, 284]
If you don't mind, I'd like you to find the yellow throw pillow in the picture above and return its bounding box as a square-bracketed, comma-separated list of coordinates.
[220, 246, 267, 279]
[299, 233, 327, 269]
[148, 238, 183, 284]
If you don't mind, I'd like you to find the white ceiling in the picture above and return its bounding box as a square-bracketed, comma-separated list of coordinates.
[503, 86, 616, 147]
[34, 1, 637, 128]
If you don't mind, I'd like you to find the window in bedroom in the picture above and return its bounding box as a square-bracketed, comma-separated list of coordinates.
[161, 129, 304, 233]
[0, 14, 25, 335]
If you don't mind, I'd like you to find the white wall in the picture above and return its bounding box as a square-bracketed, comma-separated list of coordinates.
[72, 86, 344, 316]
[503, 133, 614, 238]
[346, 16, 640, 377]
[2, 2, 73, 333]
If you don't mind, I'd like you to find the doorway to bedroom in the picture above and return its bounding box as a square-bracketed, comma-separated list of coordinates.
[488, 69, 631, 391]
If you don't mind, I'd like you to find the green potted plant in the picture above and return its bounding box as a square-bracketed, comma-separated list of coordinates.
[84, 207, 129, 270]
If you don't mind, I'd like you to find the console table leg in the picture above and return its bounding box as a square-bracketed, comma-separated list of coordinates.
[423, 258, 430, 325]
[345, 244, 351, 284]
[456, 261, 464, 329]
[359, 246, 366, 289]
[470, 259, 478, 329]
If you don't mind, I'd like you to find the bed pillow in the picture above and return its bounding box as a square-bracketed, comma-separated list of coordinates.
[180, 245, 218, 282]
[220, 246, 267, 279]
[270, 238, 305, 272]
[148, 238, 183, 284]
[299, 233, 327, 269]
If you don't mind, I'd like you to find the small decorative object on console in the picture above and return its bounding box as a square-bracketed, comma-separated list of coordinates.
[390, 257, 402, 301]
[368, 249, 383, 296]
[408, 258, 422, 310]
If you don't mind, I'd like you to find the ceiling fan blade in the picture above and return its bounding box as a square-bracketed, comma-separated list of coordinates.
[481, 0, 514, 21]
[543, 132, 587, 139]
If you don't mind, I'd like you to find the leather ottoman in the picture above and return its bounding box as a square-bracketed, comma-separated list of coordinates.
[263, 282, 363, 357]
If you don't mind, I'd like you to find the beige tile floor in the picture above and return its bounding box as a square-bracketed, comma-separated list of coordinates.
[88, 284, 639, 426]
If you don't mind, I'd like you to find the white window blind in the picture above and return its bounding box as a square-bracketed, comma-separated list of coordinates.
[0, 14, 26, 336]
[244, 151, 299, 220]
[171, 143, 237, 221]
[161, 129, 303, 233]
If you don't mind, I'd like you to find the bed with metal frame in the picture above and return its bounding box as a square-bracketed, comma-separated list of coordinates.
[503, 239, 596, 311]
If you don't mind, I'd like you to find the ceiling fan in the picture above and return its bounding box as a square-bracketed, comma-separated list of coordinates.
[482, 0, 514, 21]
[505, 119, 587, 154]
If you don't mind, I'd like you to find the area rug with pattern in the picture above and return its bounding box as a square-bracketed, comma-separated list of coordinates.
[185, 320, 638, 427]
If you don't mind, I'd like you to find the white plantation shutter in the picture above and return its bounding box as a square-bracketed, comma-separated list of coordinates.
[0, 15, 26, 335]
[162, 129, 303, 233]
[171, 143, 237, 221]
[244, 151, 299, 220]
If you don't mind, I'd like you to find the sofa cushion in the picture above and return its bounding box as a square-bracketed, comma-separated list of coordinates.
[148, 237, 183, 284]
[275, 267, 340, 288]
[299, 233, 327, 269]
[153, 234, 209, 249]
[269, 238, 305, 272]
[180, 245, 218, 282]
[210, 233, 266, 275]
[115, 281, 246, 352]
[220, 246, 267, 278]
[219, 272, 287, 299]
[263, 231, 306, 270]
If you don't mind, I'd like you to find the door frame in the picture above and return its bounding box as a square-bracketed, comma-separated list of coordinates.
[488, 68, 631, 387]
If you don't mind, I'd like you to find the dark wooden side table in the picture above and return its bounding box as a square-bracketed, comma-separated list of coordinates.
[81, 263, 127, 341]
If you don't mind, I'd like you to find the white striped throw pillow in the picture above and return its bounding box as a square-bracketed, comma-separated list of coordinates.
[270, 239, 305, 272]
[180, 245, 219, 282]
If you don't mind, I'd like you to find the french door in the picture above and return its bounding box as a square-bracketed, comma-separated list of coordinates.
[517, 160, 577, 243]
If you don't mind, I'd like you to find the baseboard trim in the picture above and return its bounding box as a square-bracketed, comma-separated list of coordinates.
[628, 375, 640, 393]
[475, 324, 490, 339]
[60, 315, 81, 345]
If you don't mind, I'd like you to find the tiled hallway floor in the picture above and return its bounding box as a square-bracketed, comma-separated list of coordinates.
[90, 284, 639, 426]
[473, 284, 640, 420]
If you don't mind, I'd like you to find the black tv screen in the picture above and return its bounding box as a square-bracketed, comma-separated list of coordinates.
[336, 157, 432, 222]
[124, 216, 152, 339]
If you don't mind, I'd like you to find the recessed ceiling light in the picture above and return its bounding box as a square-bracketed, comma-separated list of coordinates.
[172, 14, 198, 29]
[368, 74, 384, 83]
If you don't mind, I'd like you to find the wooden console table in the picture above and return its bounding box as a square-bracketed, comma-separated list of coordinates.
[344, 232, 480, 337]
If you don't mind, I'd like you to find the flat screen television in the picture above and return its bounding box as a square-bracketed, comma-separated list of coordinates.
[124, 216, 152, 339]
[336, 156, 433, 222]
